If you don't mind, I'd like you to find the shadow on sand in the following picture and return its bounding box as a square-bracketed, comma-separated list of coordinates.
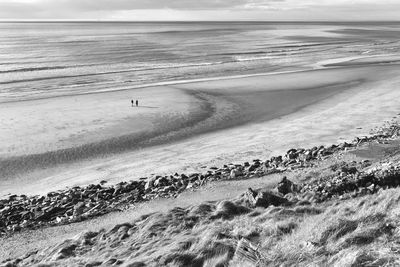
[133, 106, 159, 109]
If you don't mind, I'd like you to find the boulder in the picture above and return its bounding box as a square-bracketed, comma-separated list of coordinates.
[286, 150, 298, 160]
[73, 202, 86, 217]
[154, 177, 169, 187]
[277, 177, 297, 195]
[230, 169, 242, 179]
[340, 166, 358, 175]
[303, 150, 313, 161]
[248, 162, 260, 172]
[245, 188, 288, 208]
[36, 206, 66, 222]
[145, 177, 157, 191]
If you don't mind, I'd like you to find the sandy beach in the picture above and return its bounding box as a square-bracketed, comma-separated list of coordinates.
[1, 62, 400, 197]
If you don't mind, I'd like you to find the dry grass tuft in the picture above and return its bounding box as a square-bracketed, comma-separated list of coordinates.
[318, 219, 359, 245]
[211, 201, 250, 220]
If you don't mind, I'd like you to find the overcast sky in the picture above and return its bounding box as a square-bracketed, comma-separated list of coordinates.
[1, 0, 400, 21]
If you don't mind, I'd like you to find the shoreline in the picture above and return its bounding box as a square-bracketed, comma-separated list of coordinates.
[3, 55, 400, 104]
[2, 63, 400, 196]
[1, 67, 307, 104]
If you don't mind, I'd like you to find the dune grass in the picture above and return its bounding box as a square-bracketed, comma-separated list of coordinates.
[9, 186, 400, 267]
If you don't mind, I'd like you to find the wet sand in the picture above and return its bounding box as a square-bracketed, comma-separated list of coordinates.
[1, 63, 400, 196]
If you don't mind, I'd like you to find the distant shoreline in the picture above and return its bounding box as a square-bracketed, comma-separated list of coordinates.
[3, 60, 400, 104]
[1, 20, 400, 24]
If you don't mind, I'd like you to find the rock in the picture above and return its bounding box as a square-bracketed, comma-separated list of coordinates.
[248, 163, 260, 172]
[272, 156, 283, 165]
[339, 142, 351, 149]
[186, 183, 194, 189]
[340, 166, 358, 175]
[277, 177, 297, 195]
[154, 177, 169, 187]
[286, 149, 298, 160]
[367, 184, 375, 193]
[230, 169, 242, 179]
[56, 217, 67, 224]
[36, 206, 66, 222]
[303, 150, 313, 161]
[8, 195, 17, 201]
[145, 178, 156, 191]
[11, 224, 21, 232]
[73, 202, 86, 217]
[245, 188, 288, 208]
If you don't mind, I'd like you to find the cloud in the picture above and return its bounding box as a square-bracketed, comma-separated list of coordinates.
[0, 1, 43, 19]
[0, 0, 400, 20]
[44, 0, 400, 11]
[45, 0, 286, 11]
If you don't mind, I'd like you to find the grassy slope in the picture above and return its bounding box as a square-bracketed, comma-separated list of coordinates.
[9, 187, 400, 267]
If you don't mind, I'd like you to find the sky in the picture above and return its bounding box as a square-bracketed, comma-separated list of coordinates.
[0, 0, 400, 21]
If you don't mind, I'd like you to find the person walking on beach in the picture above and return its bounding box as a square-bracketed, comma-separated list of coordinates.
[136, 100, 138, 107]
[131, 99, 134, 107]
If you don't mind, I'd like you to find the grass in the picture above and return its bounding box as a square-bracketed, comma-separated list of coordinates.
[9, 186, 400, 267]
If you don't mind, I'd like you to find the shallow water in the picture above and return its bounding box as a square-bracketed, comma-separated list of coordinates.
[1, 22, 400, 102]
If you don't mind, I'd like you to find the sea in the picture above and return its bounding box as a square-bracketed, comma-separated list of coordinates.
[1, 21, 400, 102]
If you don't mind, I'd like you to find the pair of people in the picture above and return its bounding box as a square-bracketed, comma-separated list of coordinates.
[131, 99, 139, 107]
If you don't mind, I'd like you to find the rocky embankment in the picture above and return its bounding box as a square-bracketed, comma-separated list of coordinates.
[1, 123, 399, 236]
[4, 154, 400, 266]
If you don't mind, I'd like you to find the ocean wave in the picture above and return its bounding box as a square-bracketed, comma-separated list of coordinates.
[269, 41, 351, 49]
[0, 66, 70, 74]
[234, 55, 275, 62]
[0, 62, 223, 85]
[214, 44, 336, 59]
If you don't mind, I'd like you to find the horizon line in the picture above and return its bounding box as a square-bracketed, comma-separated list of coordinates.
[1, 19, 400, 23]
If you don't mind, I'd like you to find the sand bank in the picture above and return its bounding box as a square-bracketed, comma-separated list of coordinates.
[1, 64, 400, 196]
